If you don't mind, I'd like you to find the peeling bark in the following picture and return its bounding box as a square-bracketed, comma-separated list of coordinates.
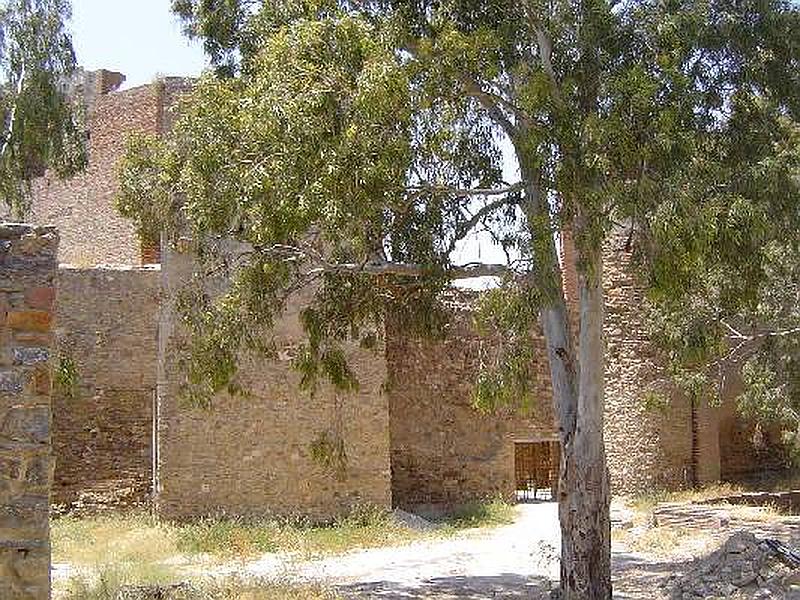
[558, 247, 612, 600]
[518, 152, 612, 600]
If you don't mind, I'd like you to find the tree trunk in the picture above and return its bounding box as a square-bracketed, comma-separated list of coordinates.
[516, 154, 611, 598]
[557, 248, 611, 599]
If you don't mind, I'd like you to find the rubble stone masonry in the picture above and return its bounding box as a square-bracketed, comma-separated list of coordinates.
[155, 246, 391, 520]
[603, 228, 720, 494]
[52, 266, 159, 510]
[387, 295, 557, 509]
[0, 224, 58, 600]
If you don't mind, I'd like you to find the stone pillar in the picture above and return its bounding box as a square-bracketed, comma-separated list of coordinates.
[0, 224, 58, 600]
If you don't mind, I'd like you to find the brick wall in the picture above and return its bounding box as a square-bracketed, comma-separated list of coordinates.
[52, 266, 159, 511]
[28, 75, 192, 267]
[0, 223, 58, 600]
[155, 246, 391, 521]
[387, 295, 557, 509]
[29, 84, 160, 266]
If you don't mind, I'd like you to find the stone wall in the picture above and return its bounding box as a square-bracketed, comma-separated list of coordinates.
[718, 374, 788, 481]
[603, 227, 788, 493]
[603, 229, 709, 494]
[0, 224, 57, 600]
[155, 246, 391, 521]
[387, 295, 557, 509]
[52, 266, 159, 510]
[28, 75, 191, 267]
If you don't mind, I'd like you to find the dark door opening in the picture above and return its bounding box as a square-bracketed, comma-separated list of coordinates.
[515, 441, 560, 503]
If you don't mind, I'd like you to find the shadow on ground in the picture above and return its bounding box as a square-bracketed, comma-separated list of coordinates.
[337, 574, 554, 599]
[612, 552, 692, 599]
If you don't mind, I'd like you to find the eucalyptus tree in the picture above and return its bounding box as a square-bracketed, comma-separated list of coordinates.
[0, 0, 85, 216]
[117, 1, 800, 597]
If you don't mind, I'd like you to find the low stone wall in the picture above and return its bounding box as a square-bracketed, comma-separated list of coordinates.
[387, 295, 557, 509]
[0, 223, 58, 600]
[52, 266, 159, 511]
[155, 247, 391, 521]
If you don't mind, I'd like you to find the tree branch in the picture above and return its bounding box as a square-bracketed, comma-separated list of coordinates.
[305, 260, 510, 279]
[462, 77, 518, 137]
[447, 193, 522, 254]
[405, 182, 524, 198]
[0, 65, 25, 160]
[219, 241, 512, 281]
[715, 319, 800, 367]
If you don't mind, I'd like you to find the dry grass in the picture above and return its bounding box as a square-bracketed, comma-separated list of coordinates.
[60, 572, 339, 600]
[52, 512, 179, 567]
[628, 482, 747, 515]
[621, 525, 712, 557]
[52, 500, 515, 566]
[718, 502, 786, 522]
[52, 499, 515, 598]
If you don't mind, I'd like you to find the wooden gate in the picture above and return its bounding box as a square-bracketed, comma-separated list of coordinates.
[515, 441, 560, 502]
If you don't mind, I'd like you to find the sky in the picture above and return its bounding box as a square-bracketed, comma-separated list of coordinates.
[70, 0, 208, 88]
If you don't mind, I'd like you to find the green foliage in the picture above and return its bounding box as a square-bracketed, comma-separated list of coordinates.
[309, 429, 348, 479]
[117, 0, 800, 433]
[54, 352, 78, 398]
[473, 280, 543, 413]
[0, 0, 86, 215]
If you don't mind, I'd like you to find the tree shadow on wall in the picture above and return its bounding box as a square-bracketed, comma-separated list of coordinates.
[336, 573, 554, 599]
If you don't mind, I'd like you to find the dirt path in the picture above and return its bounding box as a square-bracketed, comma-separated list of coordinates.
[232, 501, 699, 599]
[53, 501, 727, 598]
[251, 502, 563, 599]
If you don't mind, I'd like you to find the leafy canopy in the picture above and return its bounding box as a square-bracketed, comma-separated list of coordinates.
[0, 0, 86, 215]
[118, 0, 800, 408]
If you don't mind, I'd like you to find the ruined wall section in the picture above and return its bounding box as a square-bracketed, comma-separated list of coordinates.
[603, 228, 721, 494]
[156, 246, 391, 520]
[0, 224, 57, 600]
[603, 227, 792, 492]
[30, 84, 161, 266]
[718, 374, 788, 481]
[29, 76, 193, 267]
[387, 296, 557, 509]
[52, 266, 159, 510]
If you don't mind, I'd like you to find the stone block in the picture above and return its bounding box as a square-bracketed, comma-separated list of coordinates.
[24, 288, 55, 311]
[11, 348, 49, 366]
[0, 406, 50, 445]
[6, 311, 51, 333]
[0, 222, 56, 600]
[0, 545, 50, 600]
[0, 370, 23, 394]
[0, 455, 22, 480]
[0, 501, 48, 539]
[12, 332, 51, 347]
